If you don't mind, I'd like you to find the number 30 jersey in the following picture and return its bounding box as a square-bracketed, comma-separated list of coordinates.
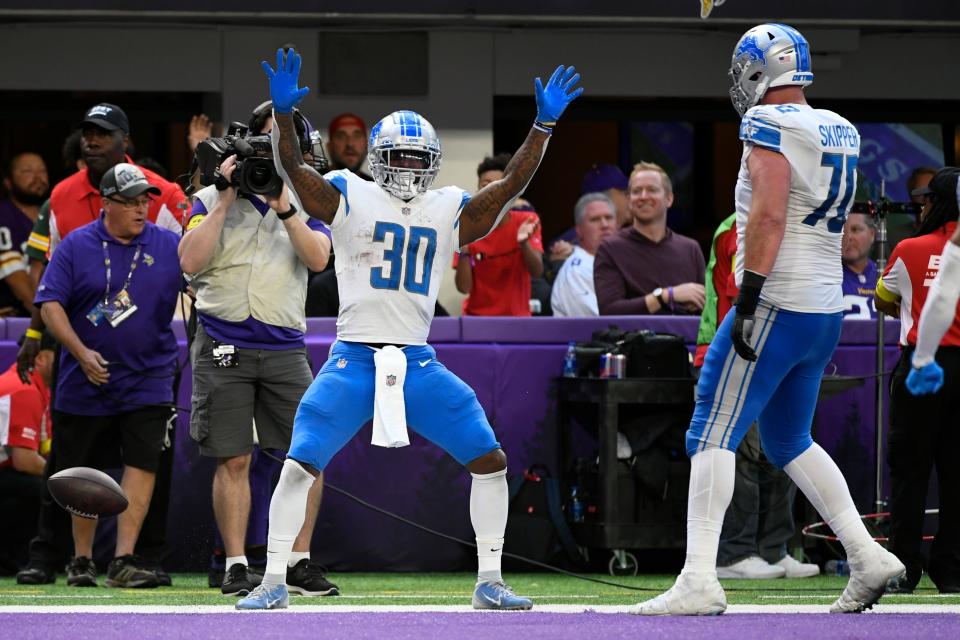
[325, 169, 469, 345]
[734, 103, 861, 313]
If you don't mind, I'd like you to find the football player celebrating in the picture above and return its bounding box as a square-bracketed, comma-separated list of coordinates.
[236, 48, 582, 611]
[631, 24, 904, 616]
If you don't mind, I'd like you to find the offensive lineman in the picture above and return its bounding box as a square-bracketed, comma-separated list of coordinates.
[237, 48, 582, 611]
[632, 24, 905, 616]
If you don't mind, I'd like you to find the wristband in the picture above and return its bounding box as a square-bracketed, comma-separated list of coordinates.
[25, 328, 42, 341]
[276, 203, 298, 221]
[668, 286, 676, 312]
[533, 120, 554, 135]
[214, 172, 231, 192]
[735, 270, 767, 316]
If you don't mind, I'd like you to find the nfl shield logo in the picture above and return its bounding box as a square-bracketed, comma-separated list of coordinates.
[337, 358, 348, 369]
[401, 207, 411, 216]
[386, 374, 397, 387]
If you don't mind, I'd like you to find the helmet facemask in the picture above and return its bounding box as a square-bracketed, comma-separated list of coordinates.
[368, 111, 442, 201]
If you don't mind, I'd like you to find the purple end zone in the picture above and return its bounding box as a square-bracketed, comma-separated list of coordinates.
[2, 612, 959, 640]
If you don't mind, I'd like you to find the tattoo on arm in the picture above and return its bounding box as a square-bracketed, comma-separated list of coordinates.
[459, 128, 549, 245]
[275, 113, 340, 224]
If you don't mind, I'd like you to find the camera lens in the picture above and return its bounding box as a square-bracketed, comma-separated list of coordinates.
[249, 163, 271, 188]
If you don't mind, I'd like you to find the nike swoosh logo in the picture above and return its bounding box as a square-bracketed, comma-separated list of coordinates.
[491, 548, 501, 553]
[482, 592, 503, 606]
[419, 360, 431, 367]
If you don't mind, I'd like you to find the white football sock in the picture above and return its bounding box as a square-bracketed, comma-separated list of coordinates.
[288, 551, 310, 568]
[784, 443, 874, 555]
[681, 448, 736, 576]
[263, 459, 315, 586]
[225, 555, 248, 572]
[470, 468, 508, 584]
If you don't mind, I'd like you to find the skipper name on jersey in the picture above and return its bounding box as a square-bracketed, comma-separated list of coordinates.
[819, 124, 859, 149]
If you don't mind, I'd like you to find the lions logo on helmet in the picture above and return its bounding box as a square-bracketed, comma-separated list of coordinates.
[368, 110, 442, 201]
[728, 23, 814, 117]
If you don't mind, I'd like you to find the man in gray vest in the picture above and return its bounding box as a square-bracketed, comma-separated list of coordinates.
[179, 104, 336, 598]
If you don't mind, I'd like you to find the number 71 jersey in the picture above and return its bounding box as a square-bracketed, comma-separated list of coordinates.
[325, 169, 469, 345]
[734, 103, 860, 313]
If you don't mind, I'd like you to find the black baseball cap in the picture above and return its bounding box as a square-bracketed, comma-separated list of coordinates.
[911, 167, 960, 199]
[80, 103, 130, 134]
[100, 163, 161, 199]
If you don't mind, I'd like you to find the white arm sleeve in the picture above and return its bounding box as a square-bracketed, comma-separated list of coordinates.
[913, 240, 960, 367]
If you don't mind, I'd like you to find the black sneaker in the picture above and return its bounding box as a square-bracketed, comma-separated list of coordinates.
[16, 564, 55, 585]
[140, 558, 172, 587]
[66, 557, 97, 587]
[221, 563, 262, 596]
[105, 555, 159, 589]
[287, 559, 340, 596]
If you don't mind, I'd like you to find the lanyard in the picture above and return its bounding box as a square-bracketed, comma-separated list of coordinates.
[101, 241, 141, 306]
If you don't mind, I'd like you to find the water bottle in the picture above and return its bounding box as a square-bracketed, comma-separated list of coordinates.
[563, 341, 578, 378]
[824, 559, 849, 576]
[570, 485, 584, 523]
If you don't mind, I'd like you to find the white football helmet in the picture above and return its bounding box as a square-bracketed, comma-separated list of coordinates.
[728, 23, 814, 117]
[368, 110, 442, 200]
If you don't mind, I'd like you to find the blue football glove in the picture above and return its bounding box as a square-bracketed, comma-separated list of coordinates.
[260, 48, 310, 114]
[906, 360, 944, 395]
[534, 65, 583, 127]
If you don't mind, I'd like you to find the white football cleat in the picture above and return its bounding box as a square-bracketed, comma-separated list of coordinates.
[830, 544, 906, 613]
[628, 572, 726, 616]
[717, 555, 786, 579]
[774, 555, 820, 578]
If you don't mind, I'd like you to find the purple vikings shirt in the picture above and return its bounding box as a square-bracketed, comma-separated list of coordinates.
[841, 260, 878, 319]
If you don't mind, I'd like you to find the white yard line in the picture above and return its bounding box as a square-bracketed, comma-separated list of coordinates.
[0, 604, 958, 614]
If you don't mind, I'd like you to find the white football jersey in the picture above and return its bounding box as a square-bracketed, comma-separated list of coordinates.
[734, 103, 860, 313]
[326, 170, 469, 345]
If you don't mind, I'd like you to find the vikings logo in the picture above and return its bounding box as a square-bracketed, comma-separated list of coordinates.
[700, 0, 726, 19]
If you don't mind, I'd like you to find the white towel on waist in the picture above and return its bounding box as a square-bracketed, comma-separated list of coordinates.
[372, 345, 410, 448]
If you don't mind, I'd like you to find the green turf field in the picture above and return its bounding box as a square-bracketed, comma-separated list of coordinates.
[1, 573, 957, 607]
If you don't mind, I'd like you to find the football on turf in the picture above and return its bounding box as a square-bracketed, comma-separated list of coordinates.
[48, 467, 128, 519]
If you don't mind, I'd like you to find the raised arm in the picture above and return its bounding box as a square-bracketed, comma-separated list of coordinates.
[458, 65, 583, 247]
[262, 48, 341, 224]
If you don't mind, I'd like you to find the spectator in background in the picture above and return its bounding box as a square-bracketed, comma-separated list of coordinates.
[327, 113, 371, 180]
[549, 164, 629, 264]
[695, 213, 819, 580]
[26, 132, 85, 287]
[456, 153, 544, 316]
[188, 114, 215, 153]
[841, 212, 878, 319]
[875, 167, 960, 594]
[908, 166, 937, 208]
[887, 166, 940, 251]
[594, 161, 705, 315]
[26, 164, 183, 588]
[0, 152, 49, 316]
[551, 192, 616, 317]
[179, 101, 336, 598]
[16, 105, 186, 589]
[583, 163, 630, 229]
[0, 331, 56, 574]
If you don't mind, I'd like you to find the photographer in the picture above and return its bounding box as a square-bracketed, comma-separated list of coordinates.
[179, 102, 336, 597]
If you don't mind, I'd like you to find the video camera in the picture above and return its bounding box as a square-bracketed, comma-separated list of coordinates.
[192, 118, 328, 197]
